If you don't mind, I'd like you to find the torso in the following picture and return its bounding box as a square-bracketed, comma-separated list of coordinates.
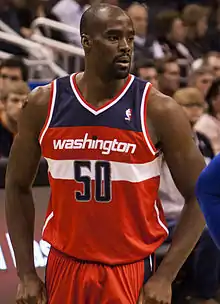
[39, 74, 168, 265]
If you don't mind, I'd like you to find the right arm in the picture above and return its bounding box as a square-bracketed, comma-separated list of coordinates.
[5, 86, 49, 280]
[196, 153, 220, 248]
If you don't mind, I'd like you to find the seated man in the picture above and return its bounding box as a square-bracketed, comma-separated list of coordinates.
[159, 87, 219, 304]
[133, 58, 159, 89]
[0, 81, 29, 158]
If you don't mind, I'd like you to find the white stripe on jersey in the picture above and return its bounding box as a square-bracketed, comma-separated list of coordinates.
[45, 156, 162, 183]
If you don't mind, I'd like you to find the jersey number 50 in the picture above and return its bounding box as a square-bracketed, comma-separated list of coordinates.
[74, 161, 112, 203]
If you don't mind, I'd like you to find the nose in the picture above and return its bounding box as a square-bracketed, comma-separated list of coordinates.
[118, 37, 130, 52]
[18, 100, 24, 109]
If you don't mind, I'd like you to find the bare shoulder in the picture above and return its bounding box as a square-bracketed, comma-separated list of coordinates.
[27, 84, 51, 107]
[147, 87, 191, 143]
[147, 88, 205, 197]
[148, 86, 181, 119]
[19, 84, 52, 137]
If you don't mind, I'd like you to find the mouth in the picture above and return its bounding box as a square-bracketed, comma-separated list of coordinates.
[115, 56, 130, 64]
[115, 56, 130, 69]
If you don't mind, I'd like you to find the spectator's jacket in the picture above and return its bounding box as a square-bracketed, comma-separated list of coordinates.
[0, 112, 14, 158]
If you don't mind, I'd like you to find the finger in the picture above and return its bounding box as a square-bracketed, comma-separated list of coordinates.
[41, 292, 47, 304]
[16, 298, 27, 304]
[16, 294, 27, 304]
[37, 290, 47, 304]
[29, 297, 39, 304]
[37, 294, 47, 304]
[137, 288, 144, 304]
[16, 300, 25, 304]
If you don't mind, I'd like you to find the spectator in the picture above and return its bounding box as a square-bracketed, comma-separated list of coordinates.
[153, 10, 190, 61]
[174, 88, 214, 161]
[188, 65, 214, 97]
[207, 3, 220, 52]
[35, 0, 68, 43]
[12, 0, 33, 38]
[203, 52, 220, 78]
[182, 4, 210, 59]
[157, 56, 180, 96]
[127, 3, 154, 61]
[160, 87, 219, 304]
[195, 78, 220, 155]
[133, 58, 159, 89]
[0, 81, 30, 158]
[0, 56, 28, 93]
[0, 0, 27, 56]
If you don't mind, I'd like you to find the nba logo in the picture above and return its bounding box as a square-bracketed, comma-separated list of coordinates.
[125, 109, 132, 121]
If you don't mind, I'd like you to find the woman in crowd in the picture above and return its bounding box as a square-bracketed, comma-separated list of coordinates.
[195, 78, 220, 155]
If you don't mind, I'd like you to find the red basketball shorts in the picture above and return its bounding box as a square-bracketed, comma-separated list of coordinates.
[46, 247, 154, 304]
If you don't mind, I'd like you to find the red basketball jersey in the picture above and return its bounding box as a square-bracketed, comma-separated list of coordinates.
[39, 74, 168, 265]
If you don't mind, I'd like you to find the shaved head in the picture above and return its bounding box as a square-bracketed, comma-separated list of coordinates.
[80, 3, 134, 80]
[80, 4, 131, 36]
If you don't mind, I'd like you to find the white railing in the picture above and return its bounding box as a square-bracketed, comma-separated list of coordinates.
[31, 33, 84, 57]
[31, 33, 84, 72]
[0, 32, 67, 77]
[31, 17, 84, 71]
[0, 20, 19, 35]
[0, 17, 85, 75]
[0, 30, 48, 59]
[0, 50, 11, 59]
[0, 20, 49, 60]
[31, 17, 80, 38]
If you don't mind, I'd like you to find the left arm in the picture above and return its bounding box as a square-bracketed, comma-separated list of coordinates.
[140, 89, 206, 303]
[151, 92, 205, 282]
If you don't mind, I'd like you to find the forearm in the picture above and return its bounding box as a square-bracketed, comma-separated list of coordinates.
[5, 183, 36, 279]
[155, 199, 205, 282]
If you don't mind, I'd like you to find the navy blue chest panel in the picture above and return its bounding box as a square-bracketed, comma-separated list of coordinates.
[49, 75, 149, 133]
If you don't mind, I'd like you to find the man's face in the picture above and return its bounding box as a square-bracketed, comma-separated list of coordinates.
[208, 56, 220, 78]
[0, 67, 23, 92]
[5, 92, 26, 122]
[195, 73, 214, 97]
[90, 13, 134, 80]
[170, 18, 186, 43]
[161, 62, 180, 93]
[127, 5, 147, 37]
[138, 67, 159, 89]
[196, 16, 208, 37]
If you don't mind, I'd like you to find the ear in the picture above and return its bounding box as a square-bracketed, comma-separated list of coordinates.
[81, 34, 92, 49]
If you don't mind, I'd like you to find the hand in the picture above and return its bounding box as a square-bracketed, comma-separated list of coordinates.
[16, 273, 47, 304]
[137, 274, 172, 304]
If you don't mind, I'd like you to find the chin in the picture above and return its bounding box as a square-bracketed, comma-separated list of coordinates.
[114, 69, 130, 79]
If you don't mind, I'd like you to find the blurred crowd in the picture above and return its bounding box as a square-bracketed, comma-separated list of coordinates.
[0, 0, 220, 304]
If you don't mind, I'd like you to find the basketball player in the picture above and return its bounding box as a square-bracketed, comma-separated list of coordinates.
[5, 4, 206, 304]
[196, 154, 220, 249]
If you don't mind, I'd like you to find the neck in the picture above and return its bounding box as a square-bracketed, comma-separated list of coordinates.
[77, 68, 128, 107]
[1, 111, 17, 134]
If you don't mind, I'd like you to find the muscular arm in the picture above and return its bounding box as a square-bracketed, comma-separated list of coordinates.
[148, 88, 206, 282]
[196, 154, 220, 248]
[5, 86, 49, 280]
